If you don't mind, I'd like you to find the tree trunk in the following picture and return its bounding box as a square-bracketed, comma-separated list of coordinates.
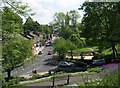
[7, 70, 11, 78]
[111, 41, 118, 59]
[70, 51, 73, 60]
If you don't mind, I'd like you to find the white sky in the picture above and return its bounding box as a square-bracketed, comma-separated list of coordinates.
[22, 0, 86, 24]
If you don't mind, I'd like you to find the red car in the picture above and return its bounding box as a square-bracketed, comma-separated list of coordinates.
[48, 50, 52, 55]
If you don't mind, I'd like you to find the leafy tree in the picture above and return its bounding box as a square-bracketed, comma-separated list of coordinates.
[65, 12, 70, 26]
[23, 17, 35, 31]
[2, 7, 23, 43]
[42, 25, 52, 35]
[52, 12, 66, 30]
[68, 10, 80, 27]
[69, 34, 85, 48]
[2, 6, 32, 78]
[54, 38, 67, 59]
[2, 0, 34, 17]
[66, 40, 77, 59]
[80, 2, 120, 58]
[2, 36, 32, 78]
[59, 26, 75, 39]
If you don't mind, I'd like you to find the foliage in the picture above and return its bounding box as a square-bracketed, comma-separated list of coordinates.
[59, 26, 75, 39]
[2, 6, 33, 78]
[87, 67, 103, 73]
[68, 10, 80, 27]
[69, 34, 85, 48]
[54, 38, 67, 59]
[74, 48, 91, 54]
[54, 38, 77, 59]
[2, 36, 32, 78]
[52, 12, 66, 30]
[66, 40, 77, 59]
[80, 2, 120, 58]
[79, 69, 120, 87]
[32, 74, 51, 79]
[1, 0, 34, 17]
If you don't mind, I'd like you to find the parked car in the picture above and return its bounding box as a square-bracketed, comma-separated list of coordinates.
[58, 61, 73, 67]
[38, 50, 43, 55]
[92, 59, 105, 66]
[46, 41, 52, 47]
[75, 61, 87, 67]
[111, 59, 120, 63]
[48, 50, 52, 55]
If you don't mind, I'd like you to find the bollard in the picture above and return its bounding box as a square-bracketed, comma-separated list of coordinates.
[67, 75, 70, 84]
[52, 76, 55, 87]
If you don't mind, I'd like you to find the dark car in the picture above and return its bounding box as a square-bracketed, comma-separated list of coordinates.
[38, 50, 43, 55]
[46, 41, 52, 47]
[92, 59, 105, 66]
[75, 61, 87, 67]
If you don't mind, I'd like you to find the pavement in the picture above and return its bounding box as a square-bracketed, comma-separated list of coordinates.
[18, 63, 120, 87]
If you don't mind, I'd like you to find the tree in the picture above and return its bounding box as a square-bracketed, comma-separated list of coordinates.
[80, 2, 120, 58]
[59, 26, 75, 39]
[2, 6, 32, 78]
[2, 36, 32, 78]
[2, 0, 34, 17]
[69, 34, 85, 48]
[66, 40, 77, 59]
[23, 16, 35, 31]
[54, 38, 67, 59]
[52, 12, 66, 30]
[68, 10, 80, 27]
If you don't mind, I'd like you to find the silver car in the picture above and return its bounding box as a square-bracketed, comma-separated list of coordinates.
[58, 61, 73, 67]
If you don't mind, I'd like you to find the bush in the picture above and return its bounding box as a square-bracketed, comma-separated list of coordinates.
[87, 67, 103, 73]
[79, 69, 120, 87]
[42, 74, 51, 77]
[32, 74, 51, 79]
[32, 74, 42, 79]
[13, 77, 27, 81]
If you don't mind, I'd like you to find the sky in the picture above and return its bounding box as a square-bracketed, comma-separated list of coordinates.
[22, 0, 86, 24]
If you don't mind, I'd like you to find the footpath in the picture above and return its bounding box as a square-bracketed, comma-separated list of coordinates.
[18, 63, 119, 87]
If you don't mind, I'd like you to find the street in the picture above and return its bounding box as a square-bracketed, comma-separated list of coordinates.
[9, 37, 59, 77]
[11, 46, 58, 77]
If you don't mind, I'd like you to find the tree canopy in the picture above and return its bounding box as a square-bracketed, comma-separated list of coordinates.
[80, 2, 120, 58]
[2, 3, 33, 78]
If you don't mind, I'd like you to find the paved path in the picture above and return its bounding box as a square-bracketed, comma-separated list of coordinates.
[22, 73, 102, 87]
[18, 63, 120, 87]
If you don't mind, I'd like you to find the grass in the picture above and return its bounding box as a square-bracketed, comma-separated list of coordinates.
[74, 48, 92, 54]
[87, 67, 103, 73]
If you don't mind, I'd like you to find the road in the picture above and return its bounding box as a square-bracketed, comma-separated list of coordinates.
[9, 37, 59, 77]
[11, 46, 58, 77]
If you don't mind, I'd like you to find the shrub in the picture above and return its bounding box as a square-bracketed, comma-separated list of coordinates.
[32, 74, 51, 79]
[79, 69, 120, 87]
[13, 77, 27, 81]
[87, 67, 103, 73]
[32, 74, 42, 79]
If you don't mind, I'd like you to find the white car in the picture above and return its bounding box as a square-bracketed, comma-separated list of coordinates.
[58, 61, 73, 67]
